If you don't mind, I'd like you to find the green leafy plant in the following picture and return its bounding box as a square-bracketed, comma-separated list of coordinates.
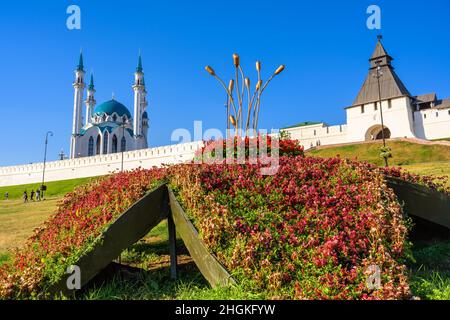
[380, 146, 392, 160]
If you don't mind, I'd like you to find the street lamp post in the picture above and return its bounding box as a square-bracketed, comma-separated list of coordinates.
[41, 131, 53, 199]
[375, 58, 389, 167]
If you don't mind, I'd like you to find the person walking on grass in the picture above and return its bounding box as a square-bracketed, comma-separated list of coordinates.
[36, 189, 40, 201]
[23, 191, 28, 203]
[30, 190, 35, 201]
[4, 192, 8, 200]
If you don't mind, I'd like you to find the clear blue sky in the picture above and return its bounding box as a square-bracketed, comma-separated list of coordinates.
[0, 0, 449, 166]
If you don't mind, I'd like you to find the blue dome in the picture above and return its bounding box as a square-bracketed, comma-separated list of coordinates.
[94, 100, 132, 118]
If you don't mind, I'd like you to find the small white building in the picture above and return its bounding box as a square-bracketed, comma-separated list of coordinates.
[284, 38, 450, 149]
[70, 53, 149, 159]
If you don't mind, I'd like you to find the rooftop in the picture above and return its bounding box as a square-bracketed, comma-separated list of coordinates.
[93, 99, 132, 118]
[435, 99, 450, 110]
[414, 93, 437, 103]
[282, 121, 322, 129]
[352, 38, 411, 106]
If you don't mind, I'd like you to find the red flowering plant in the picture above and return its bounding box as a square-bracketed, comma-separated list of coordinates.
[168, 156, 412, 300]
[347, 161, 449, 194]
[194, 135, 304, 164]
[380, 166, 449, 194]
[0, 168, 166, 299]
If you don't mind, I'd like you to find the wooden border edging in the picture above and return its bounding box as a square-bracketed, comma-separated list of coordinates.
[386, 176, 450, 229]
[167, 186, 236, 288]
[49, 184, 169, 296]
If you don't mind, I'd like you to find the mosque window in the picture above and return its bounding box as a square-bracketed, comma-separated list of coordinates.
[112, 135, 118, 153]
[361, 105, 365, 113]
[88, 137, 94, 156]
[103, 132, 109, 154]
[374, 102, 378, 111]
[424, 114, 427, 119]
[388, 100, 392, 109]
[113, 114, 117, 122]
[102, 114, 106, 122]
[96, 135, 101, 155]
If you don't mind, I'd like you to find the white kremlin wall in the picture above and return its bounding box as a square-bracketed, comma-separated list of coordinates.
[284, 123, 348, 149]
[414, 108, 450, 140]
[0, 141, 203, 187]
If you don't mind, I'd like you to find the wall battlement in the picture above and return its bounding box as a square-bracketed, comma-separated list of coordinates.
[0, 141, 203, 187]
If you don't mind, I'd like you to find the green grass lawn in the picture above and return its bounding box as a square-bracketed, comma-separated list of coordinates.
[0, 198, 59, 252]
[0, 176, 95, 253]
[0, 176, 97, 200]
[308, 140, 450, 167]
[309, 141, 450, 188]
[401, 162, 450, 188]
[0, 252, 10, 267]
[409, 239, 450, 300]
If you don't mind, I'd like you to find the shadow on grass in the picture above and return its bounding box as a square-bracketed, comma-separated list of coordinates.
[408, 217, 450, 300]
[77, 237, 210, 300]
[79, 260, 209, 300]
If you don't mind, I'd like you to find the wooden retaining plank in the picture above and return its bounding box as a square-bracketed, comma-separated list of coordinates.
[387, 176, 450, 229]
[49, 184, 169, 296]
[168, 186, 236, 288]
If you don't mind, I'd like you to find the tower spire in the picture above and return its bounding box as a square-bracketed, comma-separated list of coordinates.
[71, 50, 86, 159]
[352, 36, 411, 106]
[85, 71, 96, 126]
[136, 51, 143, 72]
[370, 35, 391, 64]
[88, 73, 94, 90]
[133, 50, 146, 143]
[77, 50, 84, 71]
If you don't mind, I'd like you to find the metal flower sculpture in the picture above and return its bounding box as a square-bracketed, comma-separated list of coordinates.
[205, 54, 285, 136]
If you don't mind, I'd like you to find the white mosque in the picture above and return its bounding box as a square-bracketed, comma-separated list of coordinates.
[70, 53, 149, 159]
[284, 37, 450, 148]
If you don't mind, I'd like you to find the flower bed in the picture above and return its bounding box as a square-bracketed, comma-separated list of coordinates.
[1, 137, 445, 300]
[195, 135, 305, 163]
[0, 169, 165, 299]
[379, 166, 449, 194]
[168, 156, 412, 299]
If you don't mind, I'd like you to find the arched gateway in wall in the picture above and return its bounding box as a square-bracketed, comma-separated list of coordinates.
[365, 125, 391, 141]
